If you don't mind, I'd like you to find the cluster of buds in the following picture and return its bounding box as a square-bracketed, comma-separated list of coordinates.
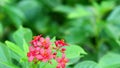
[27, 35, 69, 68]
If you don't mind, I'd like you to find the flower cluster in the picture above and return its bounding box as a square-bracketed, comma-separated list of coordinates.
[27, 35, 69, 68]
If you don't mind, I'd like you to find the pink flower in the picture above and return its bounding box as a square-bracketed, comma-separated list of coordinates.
[27, 46, 40, 62]
[39, 37, 51, 49]
[27, 34, 69, 68]
[39, 48, 53, 62]
[27, 35, 52, 62]
[30, 35, 51, 48]
[27, 52, 34, 62]
[56, 54, 69, 68]
[30, 35, 42, 47]
[55, 40, 68, 48]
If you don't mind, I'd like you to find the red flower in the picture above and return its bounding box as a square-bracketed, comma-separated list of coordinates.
[39, 48, 53, 62]
[27, 35, 52, 62]
[56, 54, 69, 68]
[39, 37, 51, 49]
[27, 35, 69, 68]
[27, 46, 40, 62]
[30, 35, 41, 47]
[55, 40, 68, 48]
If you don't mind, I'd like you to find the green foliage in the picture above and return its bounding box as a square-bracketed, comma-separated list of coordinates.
[0, 0, 120, 68]
[2, 27, 85, 68]
[99, 53, 120, 68]
[13, 26, 32, 48]
[0, 22, 3, 39]
[74, 61, 99, 68]
[65, 44, 87, 59]
[0, 42, 18, 68]
[5, 41, 25, 57]
[43, 60, 57, 68]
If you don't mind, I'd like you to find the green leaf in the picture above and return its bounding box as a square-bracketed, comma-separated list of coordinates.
[42, 60, 57, 68]
[54, 5, 91, 19]
[54, 5, 74, 13]
[0, 0, 10, 6]
[0, 42, 10, 68]
[68, 57, 80, 65]
[105, 24, 120, 40]
[35, 18, 49, 33]
[13, 26, 32, 49]
[74, 61, 99, 68]
[65, 44, 87, 59]
[99, 52, 120, 68]
[5, 41, 24, 57]
[0, 61, 19, 68]
[68, 5, 91, 19]
[0, 42, 11, 61]
[116, 39, 120, 46]
[107, 6, 120, 24]
[0, 42, 19, 68]
[19, 39, 29, 62]
[39, 0, 61, 8]
[50, 36, 56, 47]
[0, 22, 3, 38]
[51, 36, 56, 43]
[3, 5, 25, 28]
[105, 6, 120, 47]
[23, 39, 29, 55]
[18, 0, 41, 21]
[100, 1, 115, 14]
[64, 17, 95, 44]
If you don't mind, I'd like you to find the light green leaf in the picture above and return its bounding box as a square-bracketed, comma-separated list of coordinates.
[68, 5, 91, 19]
[105, 24, 120, 40]
[54, 5, 74, 13]
[0, 42, 11, 61]
[100, 1, 115, 14]
[74, 61, 99, 68]
[54, 5, 91, 19]
[99, 52, 120, 68]
[0, 61, 19, 68]
[13, 26, 32, 49]
[5, 41, 24, 57]
[107, 6, 120, 23]
[68, 57, 80, 65]
[0, 0, 10, 6]
[42, 60, 57, 68]
[23, 39, 29, 55]
[0, 42, 10, 68]
[0, 42, 19, 68]
[116, 39, 120, 46]
[65, 44, 87, 59]
[50, 36, 56, 43]
[50, 36, 56, 47]
[19, 39, 29, 62]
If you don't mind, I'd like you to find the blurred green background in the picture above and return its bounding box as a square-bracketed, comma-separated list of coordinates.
[0, 0, 120, 68]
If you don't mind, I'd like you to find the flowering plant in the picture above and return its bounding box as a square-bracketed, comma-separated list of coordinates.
[27, 35, 69, 68]
[4, 27, 86, 68]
